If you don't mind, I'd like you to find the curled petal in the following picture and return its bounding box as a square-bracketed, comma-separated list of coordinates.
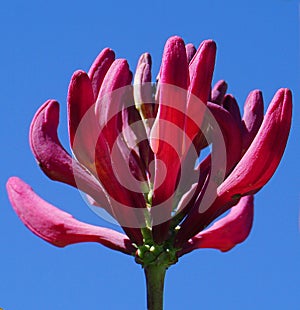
[241, 90, 264, 152]
[6, 177, 135, 255]
[218, 88, 292, 198]
[178, 195, 254, 256]
[88, 48, 115, 98]
[29, 99, 110, 210]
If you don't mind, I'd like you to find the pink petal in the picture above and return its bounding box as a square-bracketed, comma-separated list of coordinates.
[67, 70, 95, 154]
[178, 195, 254, 255]
[174, 101, 243, 246]
[185, 40, 216, 145]
[29, 99, 111, 211]
[151, 36, 188, 153]
[176, 89, 292, 246]
[150, 36, 189, 243]
[93, 135, 146, 243]
[95, 59, 132, 148]
[188, 40, 216, 103]
[7, 177, 135, 255]
[159, 36, 189, 89]
[93, 60, 146, 205]
[173, 100, 243, 245]
[88, 48, 115, 98]
[241, 90, 264, 153]
[175, 194, 238, 248]
[218, 88, 292, 198]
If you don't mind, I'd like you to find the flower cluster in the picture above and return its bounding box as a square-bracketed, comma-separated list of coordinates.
[7, 36, 292, 266]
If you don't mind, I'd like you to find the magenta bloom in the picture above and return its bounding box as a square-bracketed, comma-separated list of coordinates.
[7, 36, 292, 262]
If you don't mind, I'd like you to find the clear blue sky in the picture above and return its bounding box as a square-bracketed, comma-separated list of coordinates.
[1, 0, 299, 309]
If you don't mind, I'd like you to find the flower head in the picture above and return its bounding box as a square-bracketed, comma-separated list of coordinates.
[7, 36, 292, 265]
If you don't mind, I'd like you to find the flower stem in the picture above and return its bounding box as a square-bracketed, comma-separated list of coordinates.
[144, 264, 167, 310]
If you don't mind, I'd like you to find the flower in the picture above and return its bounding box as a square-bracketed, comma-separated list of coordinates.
[6, 36, 292, 264]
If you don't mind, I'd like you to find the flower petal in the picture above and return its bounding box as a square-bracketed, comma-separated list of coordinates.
[178, 195, 254, 255]
[185, 40, 217, 146]
[207, 102, 242, 174]
[222, 94, 242, 125]
[218, 88, 292, 198]
[67, 70, 95, 150]
[133, 53, 153, 125]
[30, 99, 111, 211]
[88, 48, 115, 98]
[185, 43, 196, 63]
[188, 40, 216, 103]
[210, 80, 228, 105]
[241, 90, 264, 153]
[7, 177, 135, 255]
[176, 89, 292, 246]
[150, 36, 189, 243]
[95, 59, 132, 147]
[122, 99, 153, 176]
[173, 101, 243, 246]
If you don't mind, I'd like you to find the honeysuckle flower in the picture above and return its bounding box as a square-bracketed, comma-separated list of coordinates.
[6, 36, 292, 310]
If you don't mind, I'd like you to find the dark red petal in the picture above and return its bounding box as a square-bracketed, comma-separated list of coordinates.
[241, 90, 264, 153]
[207, 102, 242, 174]
[210, 80, 228, 105]
[185, 43, 196, 63]
[178, 195, 254, 256]
[222, 94, 242, 125]
[7, 177, 135, 255]
[122, 99, 153, 176]
[88, 48, 115, 98]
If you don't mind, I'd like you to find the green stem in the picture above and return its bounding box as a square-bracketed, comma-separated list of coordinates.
[144, 264, 167, 310]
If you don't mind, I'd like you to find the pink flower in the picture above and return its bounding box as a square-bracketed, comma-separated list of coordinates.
[6, 36, 292, 262]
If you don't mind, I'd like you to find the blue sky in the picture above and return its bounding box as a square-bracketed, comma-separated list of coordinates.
[0, 0, 299, 309]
